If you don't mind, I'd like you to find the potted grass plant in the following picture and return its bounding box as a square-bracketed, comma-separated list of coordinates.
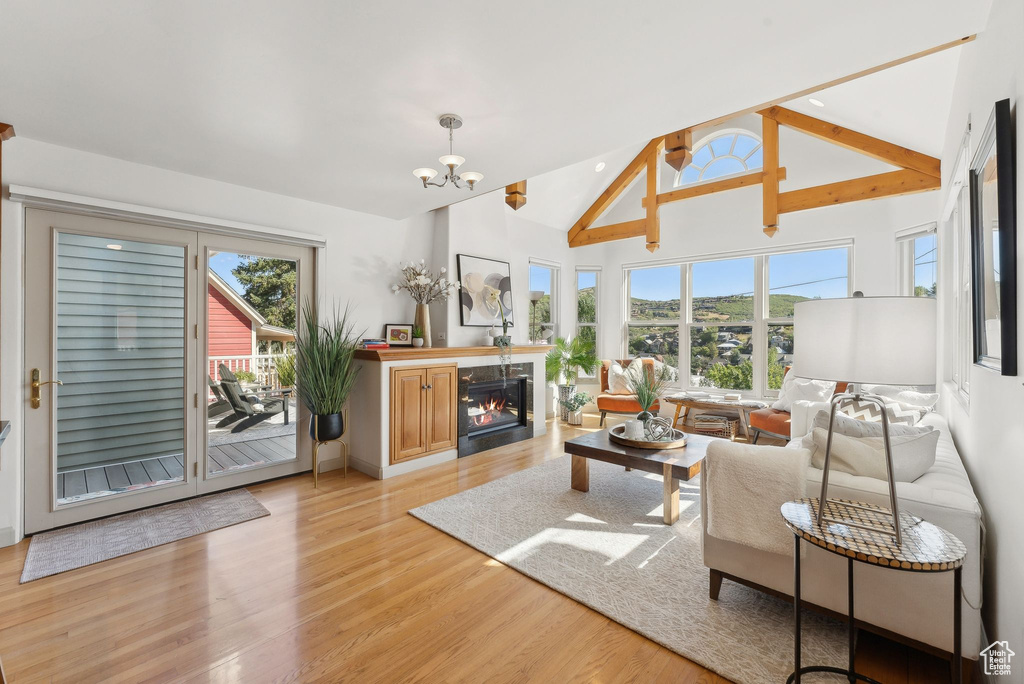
[627, 362, 673, 431]
[411, 325, 425, 347]
[545, 336, 598, 422]
[295, 299, 362, 442]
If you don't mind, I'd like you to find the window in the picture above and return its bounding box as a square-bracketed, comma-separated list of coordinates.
[675, 130, 763, 186]
[765, 247, 849, 390]
[945, 131, 971, 402]
[897, 225, 937, 297]
[690, 257, 755, 389]
[528, 261, 558, 343]
[576, 269, 599, 354]
[623, 244, 850, 396]
[626, 265, 681, 369]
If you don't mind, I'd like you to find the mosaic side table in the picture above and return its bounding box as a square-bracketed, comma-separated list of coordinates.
[781, 498, 967, 684]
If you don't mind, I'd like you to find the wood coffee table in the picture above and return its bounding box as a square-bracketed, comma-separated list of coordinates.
[563, 430, 714, 524]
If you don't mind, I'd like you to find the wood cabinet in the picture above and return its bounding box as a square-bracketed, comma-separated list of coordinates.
[390, 364, 457, 464]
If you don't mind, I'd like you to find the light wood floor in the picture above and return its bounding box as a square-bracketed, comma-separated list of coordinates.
[0, 414, 955, 683]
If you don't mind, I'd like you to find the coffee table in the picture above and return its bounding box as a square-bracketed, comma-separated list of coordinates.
[662, 396, 768, 439]
[563, 430, 714, 524]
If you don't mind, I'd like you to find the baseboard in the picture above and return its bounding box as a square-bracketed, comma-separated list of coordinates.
[0, 526, 17, 548]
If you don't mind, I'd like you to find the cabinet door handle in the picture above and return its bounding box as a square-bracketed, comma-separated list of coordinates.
[422, 384, 427, 390]
[426, 384, 433, 390]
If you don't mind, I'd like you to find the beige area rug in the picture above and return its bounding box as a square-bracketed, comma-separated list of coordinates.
[22, 489, 269, 583]
[410, 455, 847, 684]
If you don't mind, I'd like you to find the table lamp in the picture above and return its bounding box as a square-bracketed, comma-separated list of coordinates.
[794, 294, 936, 545]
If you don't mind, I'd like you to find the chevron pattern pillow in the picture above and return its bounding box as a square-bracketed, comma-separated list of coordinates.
[839, 398, 927, 426]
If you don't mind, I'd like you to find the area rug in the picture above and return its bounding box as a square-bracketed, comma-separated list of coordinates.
[410, 455, 846, 684]
[21, 489, 269, 583]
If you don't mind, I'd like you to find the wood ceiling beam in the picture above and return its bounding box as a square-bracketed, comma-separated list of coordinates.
[778, 169, 940, 214]
[761, 117, 780, 237]
[567, 137, 664, 244]
[644, 147, 659, 252]
[759, 106, 941, 178]
[642, 167, 787, 207]
[569, 219, 647, 248]
[664, 128, 692, 172]
[505, 180, 527, 210]
[0, 123, 14, 142]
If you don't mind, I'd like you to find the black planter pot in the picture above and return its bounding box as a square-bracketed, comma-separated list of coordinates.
[310, 412, 344, 441]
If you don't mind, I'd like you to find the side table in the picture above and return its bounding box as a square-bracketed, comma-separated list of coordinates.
[781, 497, 967, 684]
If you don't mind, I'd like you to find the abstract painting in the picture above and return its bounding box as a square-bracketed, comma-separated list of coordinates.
[456, 254, 515, 327]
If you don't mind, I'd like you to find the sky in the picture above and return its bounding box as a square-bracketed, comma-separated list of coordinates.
[629, 247, 850, 300]
[209, 252, 246, 295]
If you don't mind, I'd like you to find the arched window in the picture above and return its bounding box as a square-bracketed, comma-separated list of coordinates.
[675, 130, 763, 186]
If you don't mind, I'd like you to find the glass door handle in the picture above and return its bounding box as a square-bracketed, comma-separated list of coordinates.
[30, 368, 62, 409]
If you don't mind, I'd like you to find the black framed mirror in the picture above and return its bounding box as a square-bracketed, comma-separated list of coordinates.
[970, 98, 1017, 376]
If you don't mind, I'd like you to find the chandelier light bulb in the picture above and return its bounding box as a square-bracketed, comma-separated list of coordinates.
[460, 171, 483, 188]
[413, 167, 438, 181]
[439, 154, 465, 170]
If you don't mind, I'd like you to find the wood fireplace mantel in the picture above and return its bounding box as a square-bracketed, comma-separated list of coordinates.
[354, 345, 552, 362]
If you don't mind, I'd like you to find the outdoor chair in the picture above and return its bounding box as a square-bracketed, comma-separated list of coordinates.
[217, 364, 290, 432]
[207, 375, 232, 417]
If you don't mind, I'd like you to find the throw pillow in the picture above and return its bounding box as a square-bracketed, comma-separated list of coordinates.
[858, 384, 939, 409]
[772, 375, 836, 412]
[806, 427, 939, 482]
[810, 410, 931, 439]
[608, 358, 643, 395]
[839, 398, 927, 426]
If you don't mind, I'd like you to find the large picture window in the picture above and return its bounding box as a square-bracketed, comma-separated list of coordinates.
[624, 244, 850, 396]
[576, 269, 599, 353]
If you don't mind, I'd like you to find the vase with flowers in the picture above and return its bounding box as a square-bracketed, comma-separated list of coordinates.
[391, 259, 460, 348]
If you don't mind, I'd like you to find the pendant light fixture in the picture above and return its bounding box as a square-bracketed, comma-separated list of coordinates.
[413, 114, 484, 190]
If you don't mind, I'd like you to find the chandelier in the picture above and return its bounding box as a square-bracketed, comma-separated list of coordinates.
[413, 114, 484, 190]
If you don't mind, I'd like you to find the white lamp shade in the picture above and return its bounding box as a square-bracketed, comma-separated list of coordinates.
[793, 296, 936, 385]
[529, 290, 546, 302]
[413, 167, 438, 180]
[460, 171, 483, 185]
[439, 154, 465, 169]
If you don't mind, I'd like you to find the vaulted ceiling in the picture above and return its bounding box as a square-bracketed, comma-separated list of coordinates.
[0, 1, 989, 219]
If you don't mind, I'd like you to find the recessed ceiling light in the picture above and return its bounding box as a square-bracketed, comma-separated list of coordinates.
[595, 162, 606, 172]
[808, 98, 825, 107]
[106, 244, 123, 250]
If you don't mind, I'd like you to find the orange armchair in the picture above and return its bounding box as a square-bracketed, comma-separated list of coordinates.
[597, 359, 661, 427]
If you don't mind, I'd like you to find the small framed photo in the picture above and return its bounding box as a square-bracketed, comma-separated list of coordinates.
[385, 323, 414, 346]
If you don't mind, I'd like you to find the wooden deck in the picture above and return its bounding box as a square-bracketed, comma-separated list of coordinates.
[57, 435, 297, 502]
[207, 435, 296, 474]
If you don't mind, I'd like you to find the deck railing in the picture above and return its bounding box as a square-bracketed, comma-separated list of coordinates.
[209, 354, 284, 397]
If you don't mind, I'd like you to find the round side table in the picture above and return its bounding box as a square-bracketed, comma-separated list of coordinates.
[781, 497, 967, 684]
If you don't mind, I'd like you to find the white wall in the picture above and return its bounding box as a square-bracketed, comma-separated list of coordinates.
[936, 0, 1024, 667]
[0, 137, 438, 544]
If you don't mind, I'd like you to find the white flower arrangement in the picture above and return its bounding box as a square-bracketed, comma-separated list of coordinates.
[392, 259, 460, 305]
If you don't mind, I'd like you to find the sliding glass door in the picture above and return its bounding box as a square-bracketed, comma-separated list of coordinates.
[24, 210, 316, 533]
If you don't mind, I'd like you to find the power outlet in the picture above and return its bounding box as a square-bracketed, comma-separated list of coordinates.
[437, 332, 446, 340]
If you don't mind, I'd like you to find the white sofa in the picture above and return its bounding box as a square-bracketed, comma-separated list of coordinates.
[701, 401, 984, 660]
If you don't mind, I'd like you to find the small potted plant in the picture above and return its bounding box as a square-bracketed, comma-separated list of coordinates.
[411, 325, 425, 347]
[559, 391, 592, 426]
[545, 336, 598, 421]
[627, 362, 673, 432]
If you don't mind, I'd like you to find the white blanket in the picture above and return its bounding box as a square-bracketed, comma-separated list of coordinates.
[704, 440, 811, 556]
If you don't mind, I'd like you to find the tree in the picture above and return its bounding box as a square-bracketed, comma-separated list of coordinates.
[232, 256, 297, 330]
[704, 359, 753, 390]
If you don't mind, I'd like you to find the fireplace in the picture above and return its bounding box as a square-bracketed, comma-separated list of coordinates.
[458, 363, 534, 456]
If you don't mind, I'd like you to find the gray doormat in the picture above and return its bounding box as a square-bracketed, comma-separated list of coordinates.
[410, 455, 847, 684]
[21, 489, 269, 583]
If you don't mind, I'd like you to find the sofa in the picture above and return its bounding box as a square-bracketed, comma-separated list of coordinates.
[701, 400, 984, 661]
[597, 359, 660, 427]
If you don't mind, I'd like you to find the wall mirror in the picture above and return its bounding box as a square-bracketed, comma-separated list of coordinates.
[970, 98, 1017, 375]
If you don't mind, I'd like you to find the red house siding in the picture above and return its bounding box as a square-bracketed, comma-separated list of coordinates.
[209, 284, 253, 379]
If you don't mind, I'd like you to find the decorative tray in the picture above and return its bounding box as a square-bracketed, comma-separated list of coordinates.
[608, 424, 688, 450]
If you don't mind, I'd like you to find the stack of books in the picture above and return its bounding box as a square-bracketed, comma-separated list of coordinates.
[359, 338, 389, 349]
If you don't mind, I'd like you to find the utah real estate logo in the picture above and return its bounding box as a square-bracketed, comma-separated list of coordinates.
[980, 641, 1015, 676]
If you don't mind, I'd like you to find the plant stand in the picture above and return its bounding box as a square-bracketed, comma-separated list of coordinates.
[311, 408, 348, 488]
[558, 384, 577, 422]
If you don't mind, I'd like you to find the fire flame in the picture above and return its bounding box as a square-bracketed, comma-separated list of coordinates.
[471, 397, 506, 426]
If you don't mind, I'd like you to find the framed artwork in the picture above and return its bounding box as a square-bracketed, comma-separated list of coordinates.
[969, 98, 1017, 376]
[456, 254, 515, 327]
[385, 323, 413, 346]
